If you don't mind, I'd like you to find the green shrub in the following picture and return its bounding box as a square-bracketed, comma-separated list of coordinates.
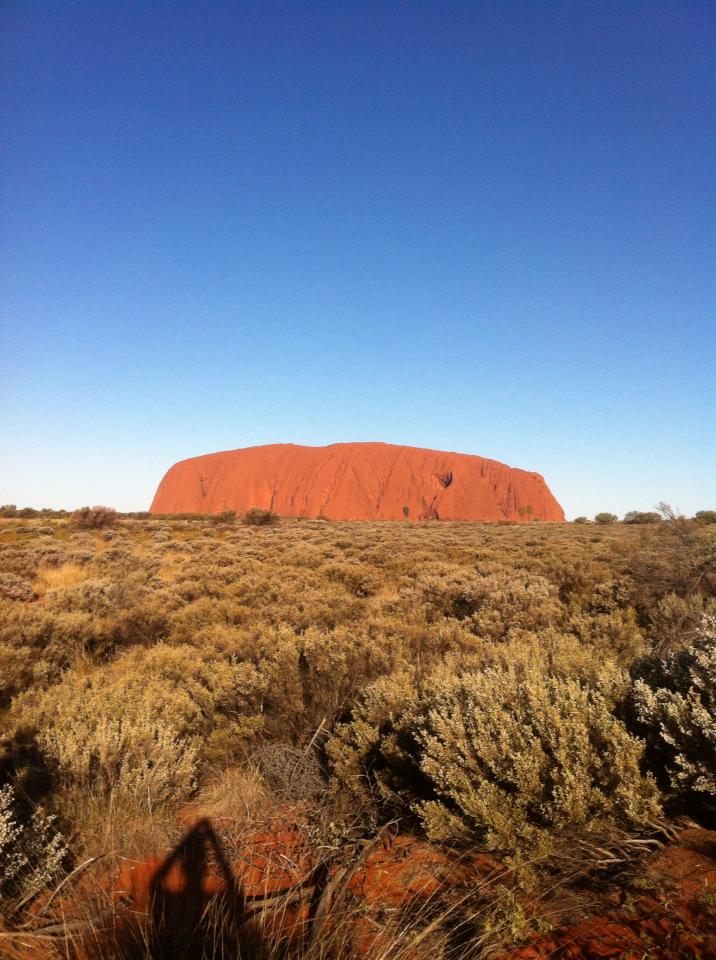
[415, 664, 660, 855]
[0, 573, 36, 603]
[327, 671, 425, 817]
[628, 616, 716, 806]
[0, 783, 66, 913]
[567, 607, 645, 662]
[329, 650, 660, 858]
[625, 511, 716, 610]
[13, 645, 264, 807]
[623, 511, 661, 525]
[464, 573, 563, 640]
[323, 560, 382, 598]
[212, 509, 237, 526]
[594, 512, 618, 524]
[694, 510, 716, 525]
[243, 507, 279, 526]
[406, 570, 563, 640]
[645, 592, 713, 653]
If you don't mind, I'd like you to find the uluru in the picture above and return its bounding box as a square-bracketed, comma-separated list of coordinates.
[150, 442, 564, 522]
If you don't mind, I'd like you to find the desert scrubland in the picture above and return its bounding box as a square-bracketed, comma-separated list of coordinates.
[0, 512, 714, 958]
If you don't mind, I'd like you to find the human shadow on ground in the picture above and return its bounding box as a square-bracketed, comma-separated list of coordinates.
[145, 817, 249, 960]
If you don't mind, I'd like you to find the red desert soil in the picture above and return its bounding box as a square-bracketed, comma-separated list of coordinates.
[507, 828, 716, 959]
[150, 442, 564, 521]
[107, 824, 716, 959]
[111, 824, 503, 952]
[12, 824, 715, 959]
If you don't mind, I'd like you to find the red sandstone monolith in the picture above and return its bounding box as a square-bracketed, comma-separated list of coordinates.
[150, 442, 563, 522]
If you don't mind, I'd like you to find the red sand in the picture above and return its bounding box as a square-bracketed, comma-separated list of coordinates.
[110, 825, 716, 960]
[150, 442, 564, 521]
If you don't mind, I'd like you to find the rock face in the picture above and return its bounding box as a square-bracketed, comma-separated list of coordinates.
[150, 442, 564, 522]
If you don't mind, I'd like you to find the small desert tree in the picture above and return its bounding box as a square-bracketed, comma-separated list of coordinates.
[212, 509, 237, 526]
[594, 512, 618, 524]
[243, 507, 278, 526]
[623, 511, 661, 525]
[72, 505, 118, 529]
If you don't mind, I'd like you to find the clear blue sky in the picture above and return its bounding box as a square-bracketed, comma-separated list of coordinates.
[1, 1, 713, 518]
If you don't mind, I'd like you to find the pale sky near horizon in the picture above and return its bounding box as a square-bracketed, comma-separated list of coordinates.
[1, 1, 714, 519]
